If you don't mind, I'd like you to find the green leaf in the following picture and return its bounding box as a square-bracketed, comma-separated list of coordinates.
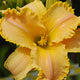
[25, 0, 30, 3]
[66, 75, 72, 80]
[0, 46, 11, 77]
[66, 0, 72, 6]
[17, 0, 24, 7]
[29, 0, 34, 2]
[46, 0, 59, 9]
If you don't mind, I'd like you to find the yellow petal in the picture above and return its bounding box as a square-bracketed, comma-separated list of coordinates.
[0, 8, 46, 48]
[33, 44, 69, 80]
[4, 47, 33, 80]
[42, 1, 80, 43]
[79, 16, 80, 26]
[62, 29, 80, 52]
[20, 0, 46, 19]
[0, 18, 3, 33]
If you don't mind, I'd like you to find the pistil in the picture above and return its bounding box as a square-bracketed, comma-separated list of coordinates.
[38, 34, 48, 46]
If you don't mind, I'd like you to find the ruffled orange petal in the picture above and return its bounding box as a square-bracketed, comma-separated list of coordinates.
[42, 1, 80, 44]
[62, 28, 80, 52]
[4, 47, 34, 80]
[21, 0, 46, 19]
[0, 8, 46, 49]
[32, 44, 69, 80]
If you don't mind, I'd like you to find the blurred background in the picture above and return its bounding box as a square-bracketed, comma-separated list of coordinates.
[0, 0, 80, 80]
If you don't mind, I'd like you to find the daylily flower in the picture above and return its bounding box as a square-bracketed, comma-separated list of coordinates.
[0, 0, 80, 80]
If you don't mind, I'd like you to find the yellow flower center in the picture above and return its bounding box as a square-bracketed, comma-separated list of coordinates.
[37, 34, 48, 47]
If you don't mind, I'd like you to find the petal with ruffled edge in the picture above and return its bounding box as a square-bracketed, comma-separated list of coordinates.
[62, 29, 80, 52]
[4, 47, 34, 80]
[78, 17, 80, 26]
[42, 1, 80, 44]
[20, 0, 46, 19]
[0, 8, 46, 49]
[0, 18, 2, 33]
[32, 43, 69, 80]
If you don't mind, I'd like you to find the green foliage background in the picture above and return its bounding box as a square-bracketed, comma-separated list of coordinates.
[0, 0, 80, 80]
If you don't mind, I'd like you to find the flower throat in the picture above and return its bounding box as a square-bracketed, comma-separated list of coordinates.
[35, 34, 48, 47]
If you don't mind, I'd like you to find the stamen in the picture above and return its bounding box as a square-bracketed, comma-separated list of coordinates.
[38, 34, 48, 46]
